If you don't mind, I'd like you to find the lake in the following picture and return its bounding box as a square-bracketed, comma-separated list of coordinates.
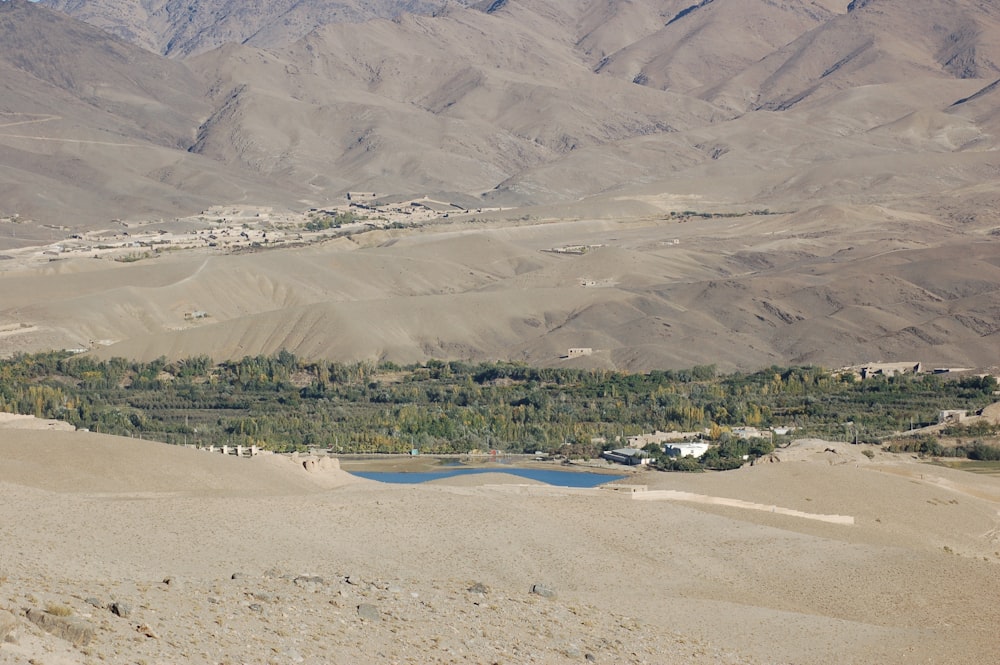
[347, 467, 626, 488]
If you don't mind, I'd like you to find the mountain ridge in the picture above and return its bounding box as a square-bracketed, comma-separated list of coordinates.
[1, 0, 999, 370]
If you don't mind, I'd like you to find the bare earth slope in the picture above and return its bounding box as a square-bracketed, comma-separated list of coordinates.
[0, 0, 299, 235]
[1, 0, 999, 368]
[705, 0, 1000, 112]
[5, 0, 1000, 223]
[37, 0, 479, 57]
[2, 205, 996, 372]
[592, 0, 840, 94]
[182, 9, 723, 203]
[2, 432, 1000, 664]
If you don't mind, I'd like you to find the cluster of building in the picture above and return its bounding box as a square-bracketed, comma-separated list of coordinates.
[601, 440, 712, 466]
[341, 192, 501, 221]
[601, 426, 794, 466]
[836, 362, 981, 380]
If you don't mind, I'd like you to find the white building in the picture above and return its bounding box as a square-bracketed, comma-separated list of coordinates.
[627, 430, 704, 447]
[664, 442, 710, 458]
[938, 410, 968, 424]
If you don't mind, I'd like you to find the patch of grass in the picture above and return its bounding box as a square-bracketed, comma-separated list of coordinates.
[114, 251, 156, 263]
[932, 459, 1000, 476]
[45, 603, 73, 616]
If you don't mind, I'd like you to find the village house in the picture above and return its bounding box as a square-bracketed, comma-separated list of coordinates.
[664, 442, 710, 458]
[938, 409, 968, 424]
[859, 362, 923, 378]
[601, 448, 652, 466]
[627, 430, 704, 448]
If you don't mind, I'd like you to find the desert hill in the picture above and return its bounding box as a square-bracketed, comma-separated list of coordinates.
[1, 203, 995, 372]
[2, 431, 1000, 663]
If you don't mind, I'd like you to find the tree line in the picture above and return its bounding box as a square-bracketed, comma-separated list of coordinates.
[0, 351, 995, 467]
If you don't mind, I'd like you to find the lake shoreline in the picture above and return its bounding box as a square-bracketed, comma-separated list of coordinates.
[335, 453, 632, 475]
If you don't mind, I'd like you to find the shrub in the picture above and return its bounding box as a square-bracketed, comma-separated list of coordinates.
[45, 603, 72, 616]
[883, 435, 942, 456]
[967, 442, 1000, 461]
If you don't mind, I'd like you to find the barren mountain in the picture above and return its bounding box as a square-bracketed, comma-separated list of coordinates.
[591, 0, 841, 94]
[183, 10, 724, 202]
[9, 0, 1000, 220]
[1, 0, 999, 370]
[37, 0, 478, 57]
[704, 0, 1000, 112]
[0, 0, 297, 238]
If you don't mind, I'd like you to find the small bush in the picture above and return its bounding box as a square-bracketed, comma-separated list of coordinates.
[967, 442, 1000, 461]
[883, 435, 942, 456]
[45, 603, 72, 616]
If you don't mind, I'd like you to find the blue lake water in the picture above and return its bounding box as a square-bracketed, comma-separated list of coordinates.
[348, 468, 626, 488]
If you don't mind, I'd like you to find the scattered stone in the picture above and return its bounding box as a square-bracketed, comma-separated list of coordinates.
[345, 575, 362, 586]
[263, 567, 284, 579]
[530, 584, 556, 599]
[294, 575, 324, 586]
[207, 596, 220, 604]
[248, 603, 264, 613]
[162, 576, 182, 589]
[467, 582, 489, 595]
[294, 575, 324, 593]
[25, 608, 94, 646]
[136, 623, 159, 639]
[252, 591, 275, 602]
[109, 601, 132, 618]
[84, 597, 103, 608]
[387, 585, 404, 594]
[585, 654, 597, 662]
[564, 645, 582, 659]
[357, 604, 381, 622]
[231, 572, 247, 581]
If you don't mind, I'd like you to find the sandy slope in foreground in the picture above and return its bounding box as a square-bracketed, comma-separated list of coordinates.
[2, 433, 999, 664]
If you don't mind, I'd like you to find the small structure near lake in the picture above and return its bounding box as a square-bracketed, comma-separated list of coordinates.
[664, 442, 710, 458]
[601, 448, 651, 466]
